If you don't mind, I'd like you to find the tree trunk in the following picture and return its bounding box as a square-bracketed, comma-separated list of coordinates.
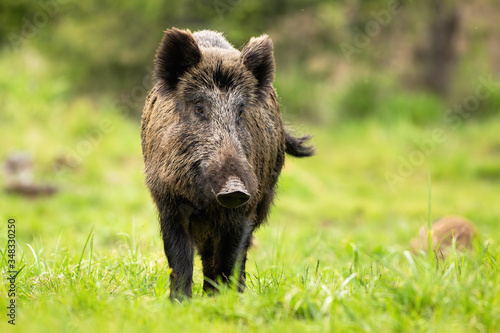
[416, 0, 460, 96]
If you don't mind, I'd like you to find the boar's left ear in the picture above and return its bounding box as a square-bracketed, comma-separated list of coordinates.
[241, 35, 275, 89]
[155, 28, 202, 90]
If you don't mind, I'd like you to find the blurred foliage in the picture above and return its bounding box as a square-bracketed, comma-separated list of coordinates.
[1, 0, 499, 122]
[338, 80, 378, 120]
[1, 0, 327, 92]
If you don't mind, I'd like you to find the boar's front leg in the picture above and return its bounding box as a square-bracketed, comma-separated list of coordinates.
[213, 222, 253, 292]
[160, 211, 194, 301]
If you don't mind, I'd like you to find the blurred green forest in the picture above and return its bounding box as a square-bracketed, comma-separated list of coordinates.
[2, 1, 500, 332]
[2, 0, 500, 122]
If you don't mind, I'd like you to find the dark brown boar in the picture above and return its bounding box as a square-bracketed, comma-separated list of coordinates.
[141, 28, 313, 300]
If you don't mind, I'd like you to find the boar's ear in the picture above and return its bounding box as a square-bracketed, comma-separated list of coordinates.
[154, 28, 202, 90]
[241, 35, 275, 89]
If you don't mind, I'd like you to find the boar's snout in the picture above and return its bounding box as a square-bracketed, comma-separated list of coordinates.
[216, 176, 250, 208]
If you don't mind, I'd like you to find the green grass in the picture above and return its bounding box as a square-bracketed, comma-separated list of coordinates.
[1, 47, 500, 332]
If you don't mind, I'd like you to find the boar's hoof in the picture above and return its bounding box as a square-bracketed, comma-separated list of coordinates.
[216, 177, 250, 208]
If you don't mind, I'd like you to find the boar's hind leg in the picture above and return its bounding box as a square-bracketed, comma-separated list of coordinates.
[213, 223, 253, 292]
[160, 213, 194, 301]
[236, 250, 249, 293]
[200, 238, 217, 294]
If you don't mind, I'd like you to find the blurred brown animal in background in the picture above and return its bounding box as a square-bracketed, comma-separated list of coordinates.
[3, 152, 57, 197]
[411, 216, 477, 253]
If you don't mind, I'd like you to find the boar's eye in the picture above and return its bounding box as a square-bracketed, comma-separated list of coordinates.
[237, 105, 244, 120]
[194, 105, 205, 116]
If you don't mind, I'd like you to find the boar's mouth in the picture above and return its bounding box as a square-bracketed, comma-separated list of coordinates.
[216, 176, 250, 208]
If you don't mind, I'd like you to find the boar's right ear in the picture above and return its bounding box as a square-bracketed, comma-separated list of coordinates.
[241, 35, 275, 90]
[154, 28, 202, 90]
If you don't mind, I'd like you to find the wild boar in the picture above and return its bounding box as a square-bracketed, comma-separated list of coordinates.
[141, 28, 313, 300]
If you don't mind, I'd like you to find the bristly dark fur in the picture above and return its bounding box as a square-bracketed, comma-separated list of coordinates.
[141, 27, 314, 301]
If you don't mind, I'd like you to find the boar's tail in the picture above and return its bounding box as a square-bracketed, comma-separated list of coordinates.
[285, 131, 315, 157]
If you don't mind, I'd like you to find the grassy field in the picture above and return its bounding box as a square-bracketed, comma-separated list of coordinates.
[1, 49, 500, 332]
